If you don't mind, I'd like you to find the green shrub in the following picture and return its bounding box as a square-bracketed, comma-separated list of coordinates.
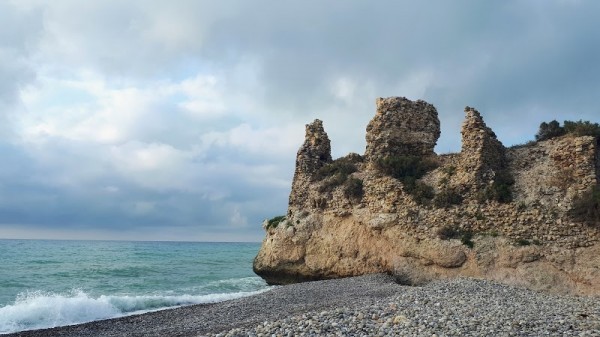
[266, 215, 286, 229]
[569, 185, 600, 227]
[536, 120, 565, 141]
[437, 225, 474, 248]
[315, 160, 357, 181]
[316, 156, 361, 192]
[515, 238, 531, 246]
[376, 156, 438, 180]
[403, 179, 435, 205]
[460, 231, 474, 248]
[563, 120, 600, 137]
[376, 155, 437, 204]
[318, 173, 348, 192]
[477, 169, 514, 203]
[433, 189, 463, 208]
[492, 170, 514, 202]
[344, 177, 364, 201]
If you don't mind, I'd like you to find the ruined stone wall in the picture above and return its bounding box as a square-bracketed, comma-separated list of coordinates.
[364, 97, 440, 162]
[454, 107, 507, 197]
[284, 98, 599, 248]
[509, 135, 598, 210]
[597, 136, 600, 182]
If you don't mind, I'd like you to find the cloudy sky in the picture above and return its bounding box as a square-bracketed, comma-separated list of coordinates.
[1, 0, 599, 242]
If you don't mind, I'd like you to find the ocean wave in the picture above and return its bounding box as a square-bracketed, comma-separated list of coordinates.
[0, 288, 270, 334]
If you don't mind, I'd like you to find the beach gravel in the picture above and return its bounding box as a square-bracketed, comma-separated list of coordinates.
[6, 274, 599, 337]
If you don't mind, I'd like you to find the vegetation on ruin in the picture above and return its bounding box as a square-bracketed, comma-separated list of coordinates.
[344, 177, 364, 201]
[536, 119, 600, 141]
[476, 169, 515, 203]
[437, 225, 475, 248]
[376, 155, 438, 204]
[569, 185, 600, 228]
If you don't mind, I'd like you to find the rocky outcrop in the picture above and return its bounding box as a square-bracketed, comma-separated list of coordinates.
[254, 96, 600, 296]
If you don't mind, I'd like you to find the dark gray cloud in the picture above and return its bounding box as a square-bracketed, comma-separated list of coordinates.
[1, 1, 599, 241]
[214, 2, 599, 137]
[0, 140, 289, 241]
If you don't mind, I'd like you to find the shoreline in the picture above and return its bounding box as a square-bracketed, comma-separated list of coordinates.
[5, 274, 401, 337]
[5, 274, 599, 337]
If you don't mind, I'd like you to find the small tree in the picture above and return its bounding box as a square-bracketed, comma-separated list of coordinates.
[535, 119, 600, 141]
[535, 120, 565, 141]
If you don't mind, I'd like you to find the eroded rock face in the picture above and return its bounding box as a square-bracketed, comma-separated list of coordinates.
[365, 97, 440, 162]
[254, 96, 600, 295]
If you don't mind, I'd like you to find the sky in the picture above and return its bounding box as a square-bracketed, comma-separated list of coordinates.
[1, 0, 599, 242]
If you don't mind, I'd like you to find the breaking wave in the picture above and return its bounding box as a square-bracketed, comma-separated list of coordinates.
[0, 286, 269, 334]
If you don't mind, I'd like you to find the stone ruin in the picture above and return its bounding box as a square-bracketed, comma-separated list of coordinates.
[364, 97, 440, 162]
[294, 119, 332, 174]
[289, 97, 510, 209]
[455, 106, 508, 197]
[288, 119, 332, 210]
[288, 96, 599, 224]
[256, 95, 600, 293]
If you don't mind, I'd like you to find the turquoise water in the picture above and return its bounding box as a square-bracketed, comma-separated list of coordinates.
[0, 240, 268, 334]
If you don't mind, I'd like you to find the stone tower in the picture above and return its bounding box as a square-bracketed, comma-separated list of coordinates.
[459, 106, 507, 193]
[288, 119, 332, 210]
[364, 97, 440, 163]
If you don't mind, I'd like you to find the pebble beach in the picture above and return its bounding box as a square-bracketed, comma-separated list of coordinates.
[6, 274, 599, 337]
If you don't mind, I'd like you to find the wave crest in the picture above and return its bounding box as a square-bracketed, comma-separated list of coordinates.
[0, 287, 269, 334]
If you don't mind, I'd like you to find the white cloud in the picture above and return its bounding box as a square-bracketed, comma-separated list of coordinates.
[177, 75, 227, 118]
[223, 123, 303, 155]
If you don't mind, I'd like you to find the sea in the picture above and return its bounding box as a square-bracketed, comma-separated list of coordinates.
[0, 239, 270, 334]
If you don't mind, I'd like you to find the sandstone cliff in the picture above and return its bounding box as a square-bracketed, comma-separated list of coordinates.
[254, 96, 600, 295]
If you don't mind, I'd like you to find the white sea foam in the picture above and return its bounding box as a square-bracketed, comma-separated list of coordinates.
[0, 288, 270, 334]
[199, 276, 269, 292]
